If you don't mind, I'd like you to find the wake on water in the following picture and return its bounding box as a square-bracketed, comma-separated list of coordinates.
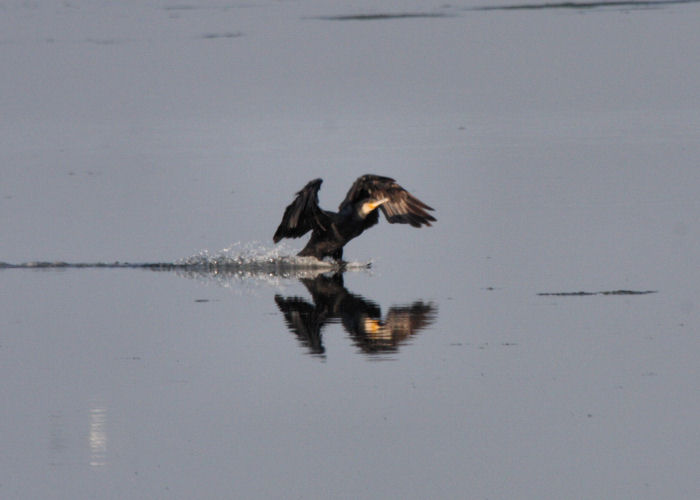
[0, 242, 372, 281]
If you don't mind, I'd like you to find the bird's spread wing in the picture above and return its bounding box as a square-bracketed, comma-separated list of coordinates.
[339, 174, 436, 228]
[273, 178, 331, 243]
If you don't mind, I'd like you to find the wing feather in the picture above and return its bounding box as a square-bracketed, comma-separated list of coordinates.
[339, 174, 436, 228]
[273, 178, 330, 242]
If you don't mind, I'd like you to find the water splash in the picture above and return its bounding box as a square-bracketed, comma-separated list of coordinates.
[178, 242, 367, 271]
[0, 241, 371, 283]
[172, 242, 370, 289]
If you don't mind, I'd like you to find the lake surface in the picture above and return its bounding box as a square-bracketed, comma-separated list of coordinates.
[1, 1, 699, 498]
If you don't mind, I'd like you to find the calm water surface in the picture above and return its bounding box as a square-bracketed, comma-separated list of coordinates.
[1, 1, 699, 499]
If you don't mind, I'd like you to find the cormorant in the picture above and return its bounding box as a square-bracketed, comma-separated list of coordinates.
[273, 174, 436, 260]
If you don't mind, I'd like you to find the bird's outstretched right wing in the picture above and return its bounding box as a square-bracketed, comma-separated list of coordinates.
[339, 174, 436, 228]
[273, 178, 330, 243]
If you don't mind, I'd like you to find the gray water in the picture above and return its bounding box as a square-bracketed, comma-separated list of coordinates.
[1, 1, 699, 498]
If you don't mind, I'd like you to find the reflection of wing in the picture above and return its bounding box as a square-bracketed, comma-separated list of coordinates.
[362, 302, 437, 341]
[274, 295, 326, 355]
[354, 302, 437, 353]
[273, 179, 331, 242]
[339, 174, 436, 228]
[384, 302, 436, 336]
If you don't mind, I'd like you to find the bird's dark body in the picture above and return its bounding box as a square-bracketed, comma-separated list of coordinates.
[273, 175, 435, 260]
[296, 205, 373, 260]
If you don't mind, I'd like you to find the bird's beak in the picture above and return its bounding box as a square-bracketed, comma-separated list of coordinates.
[360, 197, 389, 216]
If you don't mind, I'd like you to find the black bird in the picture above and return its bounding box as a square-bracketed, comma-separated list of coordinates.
[273, 174, 436, 260]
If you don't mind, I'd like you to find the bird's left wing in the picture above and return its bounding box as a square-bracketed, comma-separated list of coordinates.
[273, 178, 331, 243]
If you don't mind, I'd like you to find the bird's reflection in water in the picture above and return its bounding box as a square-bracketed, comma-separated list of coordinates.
[275, 273, 436, 358]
